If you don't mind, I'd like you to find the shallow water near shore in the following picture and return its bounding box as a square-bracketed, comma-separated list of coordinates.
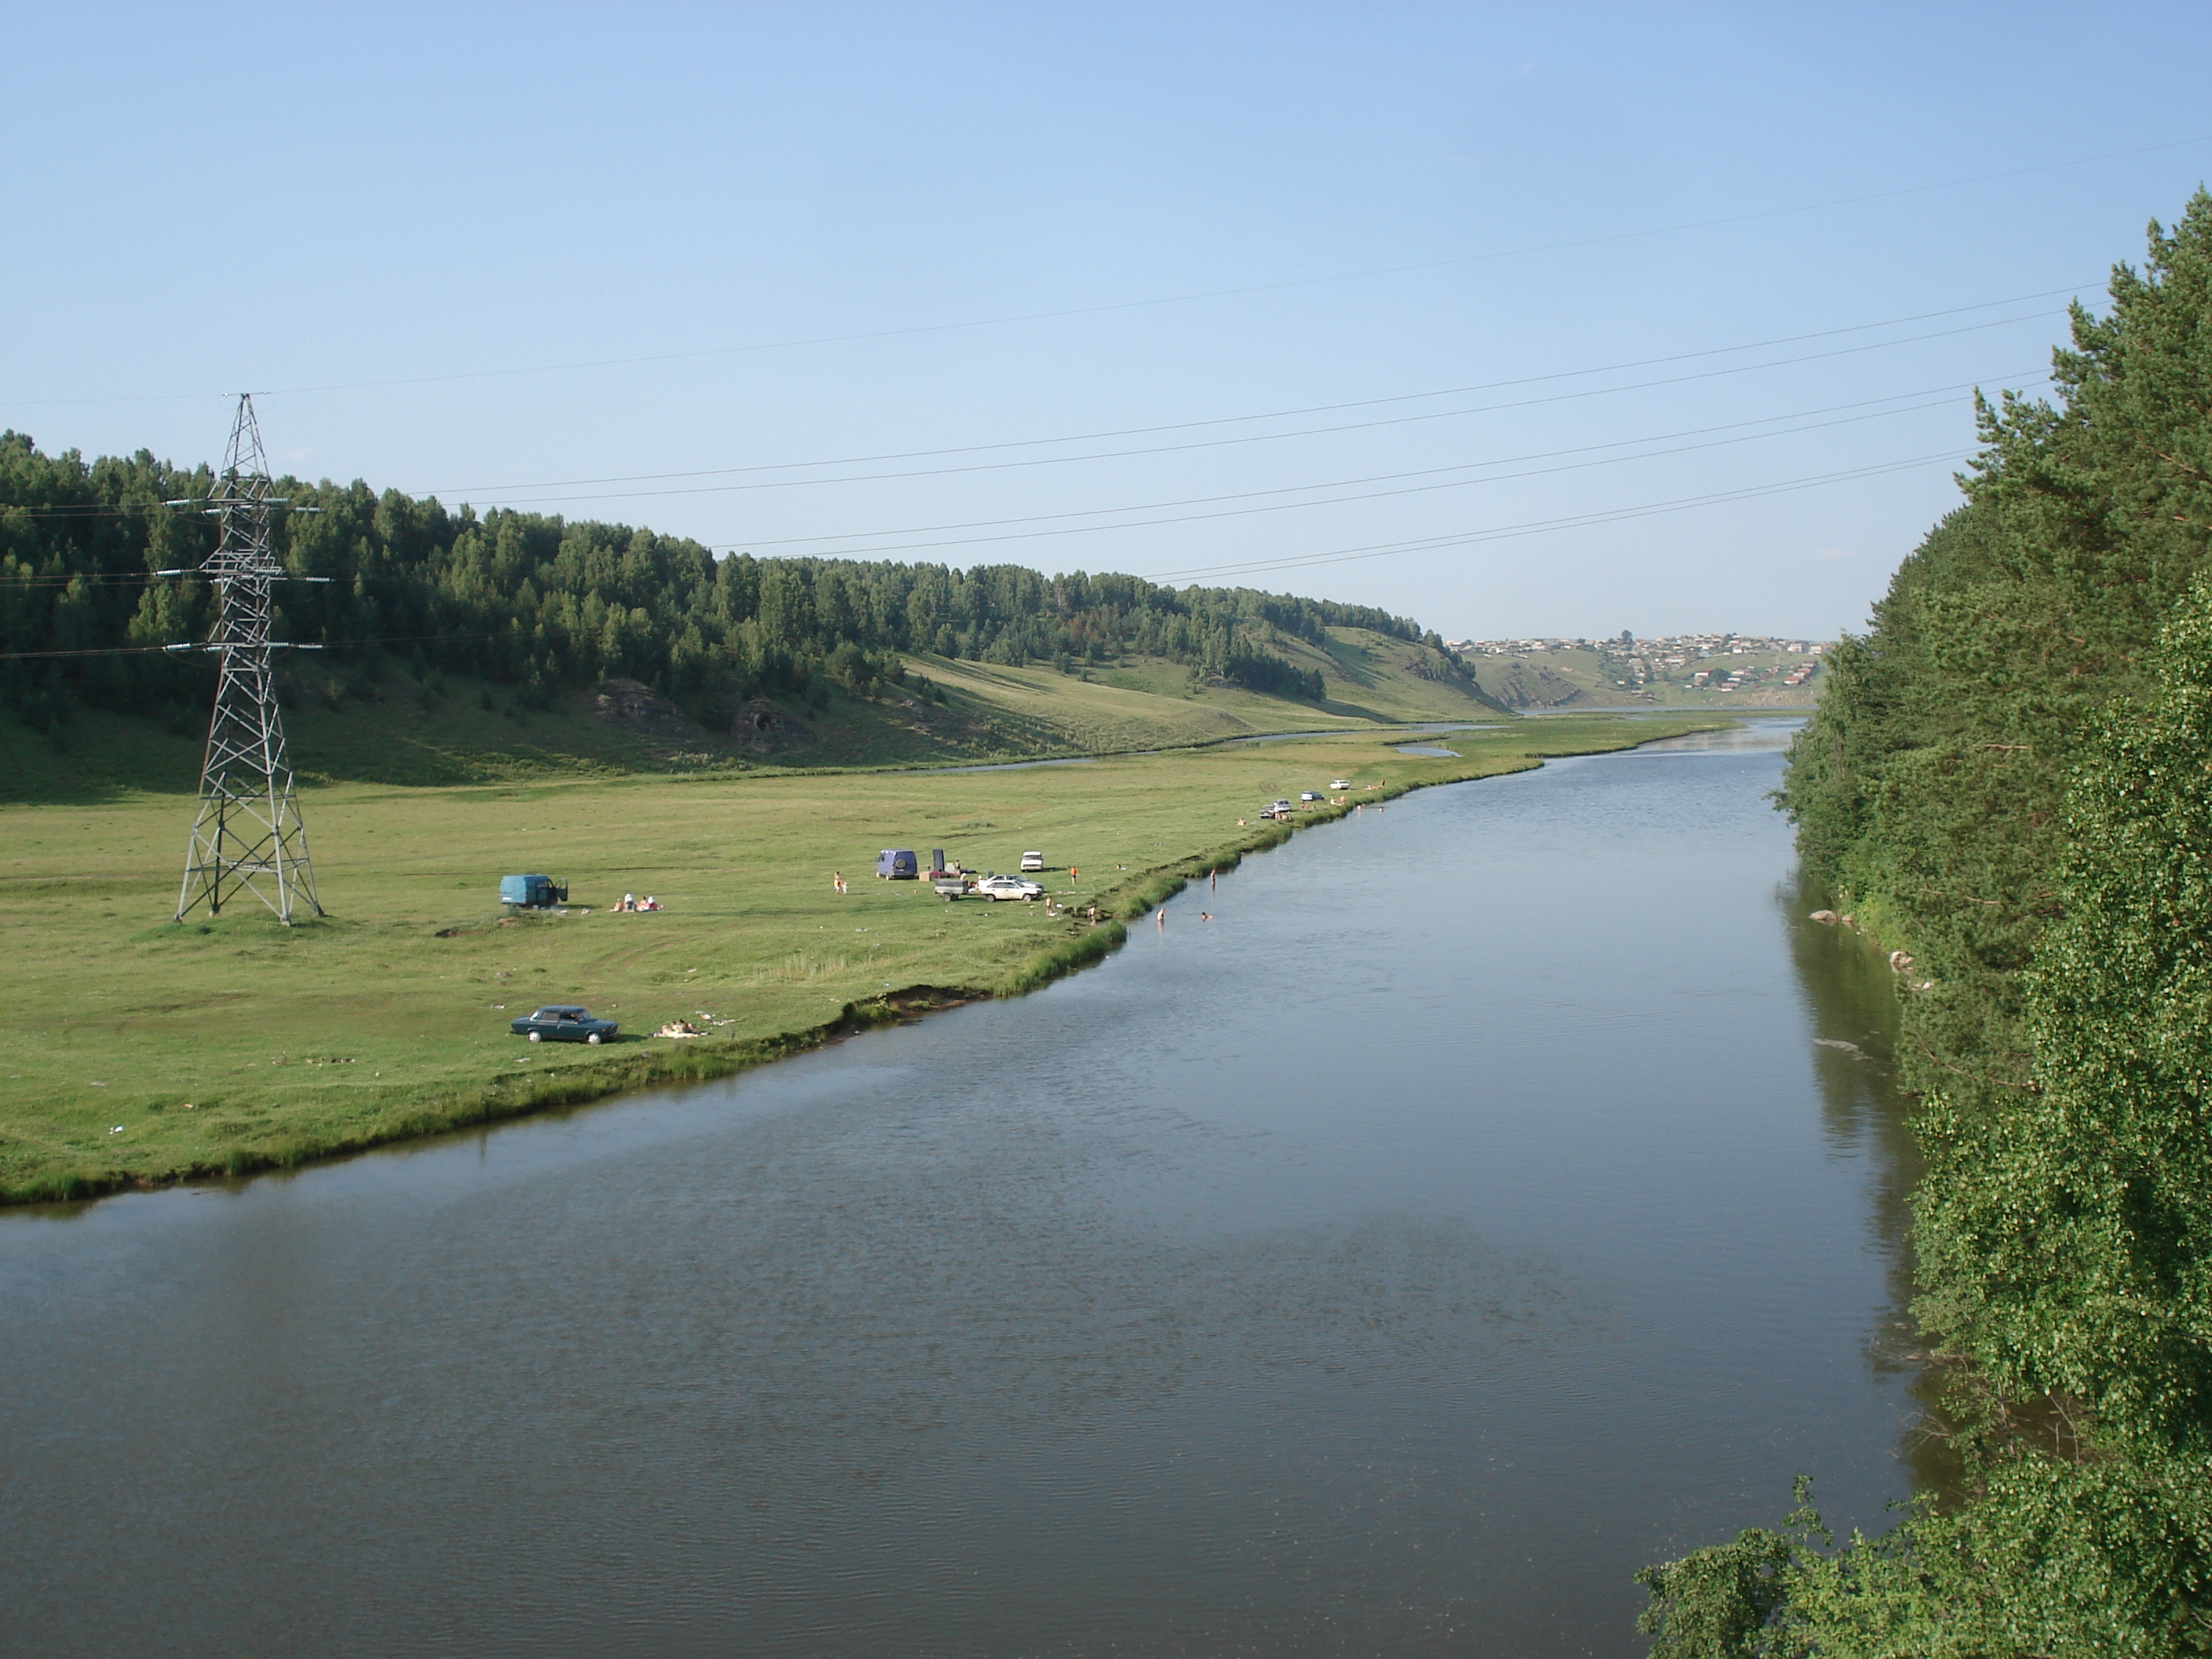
[0, 719, 1925, 1657]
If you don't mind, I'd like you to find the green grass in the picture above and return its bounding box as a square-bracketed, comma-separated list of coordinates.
[0, 701, 1722, 1203]
[2, 628, 1503, 804]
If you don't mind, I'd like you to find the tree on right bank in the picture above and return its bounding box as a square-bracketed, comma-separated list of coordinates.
[1639, 192, 2212, 1656]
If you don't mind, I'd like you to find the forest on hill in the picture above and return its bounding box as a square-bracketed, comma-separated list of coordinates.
[1640, 193, 2212, 1654]
[0, 443, 1453, 740]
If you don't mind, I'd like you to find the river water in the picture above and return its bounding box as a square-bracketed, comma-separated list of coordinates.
[0, 720, 1924, 1657]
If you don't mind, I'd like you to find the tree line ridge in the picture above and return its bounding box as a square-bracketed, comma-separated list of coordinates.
[1, 449, 1459, 737]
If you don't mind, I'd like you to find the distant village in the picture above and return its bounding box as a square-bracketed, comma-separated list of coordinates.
[1444, 632, 1831, 697]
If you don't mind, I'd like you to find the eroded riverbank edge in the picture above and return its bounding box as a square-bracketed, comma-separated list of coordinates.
[9, 720, 1729, 1207]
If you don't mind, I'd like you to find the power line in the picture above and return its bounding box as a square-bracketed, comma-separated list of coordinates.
[705, 377, 2034, 555]
[0, 306, 2060, 529]
[3, 131, 2194, 410]
[2, 629, 510, 663]
[439, 311, 2061, 516]
[5, 451, 1970, 658]
[414, 287, 2088, 495]
[0, 368, 2038, 573]
[5, 454, 1966, 654]
[1141, 452, 1969, 586]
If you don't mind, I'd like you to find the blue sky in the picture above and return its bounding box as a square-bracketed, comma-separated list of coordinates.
[5, 4, 2209, 640]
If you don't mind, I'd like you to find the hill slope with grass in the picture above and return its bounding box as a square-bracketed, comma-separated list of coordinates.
[2, 623, 1503, 801]
[3, 429, 1506, 793]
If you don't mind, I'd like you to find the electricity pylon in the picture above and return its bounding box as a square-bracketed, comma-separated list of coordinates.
[173, 394, 323, 925]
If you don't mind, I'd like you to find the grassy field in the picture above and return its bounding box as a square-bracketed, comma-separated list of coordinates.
[0, 712, 1723, 1203]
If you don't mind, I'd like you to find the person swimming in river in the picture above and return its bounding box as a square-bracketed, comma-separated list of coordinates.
[1199, 911, 1211, 921]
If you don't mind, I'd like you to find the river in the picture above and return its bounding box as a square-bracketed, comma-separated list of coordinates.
[0, 719, 1926, 1657]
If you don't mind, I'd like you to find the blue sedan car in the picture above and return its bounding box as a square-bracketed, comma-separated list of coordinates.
[511, 1005, 619, 1044]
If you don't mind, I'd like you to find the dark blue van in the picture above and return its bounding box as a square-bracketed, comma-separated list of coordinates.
[874, 848, 919, 880]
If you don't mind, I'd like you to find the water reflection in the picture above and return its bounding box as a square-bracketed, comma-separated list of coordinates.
[1, 721, 1930, 1657]
[1777, 879, 1959, 1500]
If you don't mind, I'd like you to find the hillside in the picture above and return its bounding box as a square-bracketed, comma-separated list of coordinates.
[2, 431, 1511, 796]
[1, 624, 1501, 801]
[1453, 634, 1832, 709]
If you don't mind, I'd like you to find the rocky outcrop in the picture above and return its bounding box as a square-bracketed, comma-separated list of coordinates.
[593, 678, 691, 733]
[727, 698, 812, 753]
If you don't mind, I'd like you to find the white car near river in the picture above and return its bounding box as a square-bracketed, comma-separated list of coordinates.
[975, 873, 1045, 902]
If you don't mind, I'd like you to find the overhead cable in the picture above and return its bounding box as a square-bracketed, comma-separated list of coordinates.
[414, 287, 2087, 494]
[706, 377, 2036, 554]
[1141, 453, 1968, 584]
[3, 130, 2194, 408]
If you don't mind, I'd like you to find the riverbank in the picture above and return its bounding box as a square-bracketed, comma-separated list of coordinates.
[0, 712, 1723, 1203]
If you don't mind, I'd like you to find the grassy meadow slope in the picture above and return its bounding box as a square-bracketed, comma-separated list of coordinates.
[4, 628, 1500, 801]
[0, 712, 1716, 1203]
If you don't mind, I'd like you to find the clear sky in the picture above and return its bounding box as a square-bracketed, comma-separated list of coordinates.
[5, 4, 2209, 641]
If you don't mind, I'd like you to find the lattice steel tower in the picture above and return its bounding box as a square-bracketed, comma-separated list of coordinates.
[174, 394, 323, 925]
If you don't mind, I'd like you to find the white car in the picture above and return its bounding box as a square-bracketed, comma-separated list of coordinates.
[976, 873, 1044, 902]
[1019, 850, 1046, 872]
[1331, 778, 1351, 790]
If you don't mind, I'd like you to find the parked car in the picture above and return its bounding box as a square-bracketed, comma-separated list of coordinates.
[1299, 791, 1322, 802]
[499, 873, 568, 908]
[1019, 850, 1046, 872]
[511, 1005, 619, 1044]
[1258, 804, 1284, 820]
[975, 873, 1044, 902]
[1331, 779, 1351, 791]
[1274, 799, 1294, 812]
[875, 848, 919, 880]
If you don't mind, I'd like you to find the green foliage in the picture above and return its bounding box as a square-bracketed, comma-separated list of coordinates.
[1917, 584, 2212, 1459]
[1778, 191, 2212, 1090]
[1692, 192, 2212, 1654]
[1635, 1510, 1796, 1657]
[1, 438, 1415, 721]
